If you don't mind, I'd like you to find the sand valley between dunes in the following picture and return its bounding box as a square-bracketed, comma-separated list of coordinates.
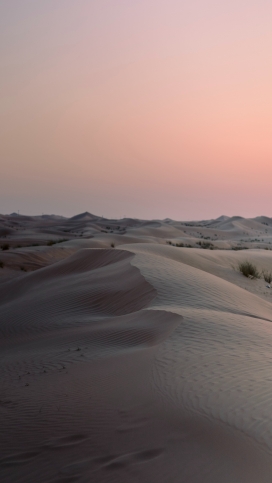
[1, 212, 272, 482]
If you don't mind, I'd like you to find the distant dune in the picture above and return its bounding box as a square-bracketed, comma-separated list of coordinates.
[1, 214, 272, 482]
[69, 211, 98, 221]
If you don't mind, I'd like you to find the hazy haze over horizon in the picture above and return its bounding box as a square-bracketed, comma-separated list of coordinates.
[1, 1, 272, 219]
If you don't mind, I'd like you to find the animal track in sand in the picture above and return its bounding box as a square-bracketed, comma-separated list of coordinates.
[0, 451, 39, 467]
[43, 434, 88, 449]
[60, 459, 90, 476]
[99, 448, 164, 470]
[56, 449, 163, 482]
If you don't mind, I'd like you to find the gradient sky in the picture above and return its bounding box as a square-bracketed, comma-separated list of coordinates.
[1, 0, 272, 220]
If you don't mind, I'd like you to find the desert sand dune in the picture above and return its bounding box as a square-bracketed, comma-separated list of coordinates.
[2, 214, 272, 481]
[125, 245, 272, 439]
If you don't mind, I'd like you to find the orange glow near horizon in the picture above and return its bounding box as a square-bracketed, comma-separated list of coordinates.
[1, 1, 272, 219]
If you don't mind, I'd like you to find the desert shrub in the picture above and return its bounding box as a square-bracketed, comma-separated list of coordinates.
[47, 240, 56, 246]
[263, 271, 272, 283]
[202, 242, 213, 249]
[111, 242, 115, 248]
[197, 241, 214, 249]
[57, 238, 68, 244]
[1, 243, 9, 251]
[232, 246, 248, 251]
[175, 242, 184, 247]
[238, 261, 260, 279]
[20, 266, 27, 272]
[166, 241, 173, 245]
[0, 261, 4, 268]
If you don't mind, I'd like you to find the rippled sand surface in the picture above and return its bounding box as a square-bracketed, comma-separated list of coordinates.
[1, 213, 272, 481]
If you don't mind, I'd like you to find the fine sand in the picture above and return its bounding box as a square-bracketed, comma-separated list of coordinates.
[1, 212, 272, 481]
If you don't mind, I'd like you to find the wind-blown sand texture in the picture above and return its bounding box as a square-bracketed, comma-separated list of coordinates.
[1, 212, 272, 482]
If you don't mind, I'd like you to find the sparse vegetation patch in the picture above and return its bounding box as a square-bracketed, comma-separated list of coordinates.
[47, 238, 68, 246]
[263, 271, 272, 284]
[167, 240, 193, 248]
[238, 261, 260, 279]
[197, 241, 214, 249]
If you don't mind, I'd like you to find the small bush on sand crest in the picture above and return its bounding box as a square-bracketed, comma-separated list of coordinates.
[111, 242, 115, 248]
[238, 261, 260, 279]
[1, 243, 9, 251]
[0, 261, 4, 268]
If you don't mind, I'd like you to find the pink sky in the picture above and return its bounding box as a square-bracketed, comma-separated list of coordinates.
[1, 0, 272, 219]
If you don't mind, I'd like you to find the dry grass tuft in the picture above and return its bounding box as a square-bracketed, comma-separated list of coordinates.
[238, 261, 260, 279]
